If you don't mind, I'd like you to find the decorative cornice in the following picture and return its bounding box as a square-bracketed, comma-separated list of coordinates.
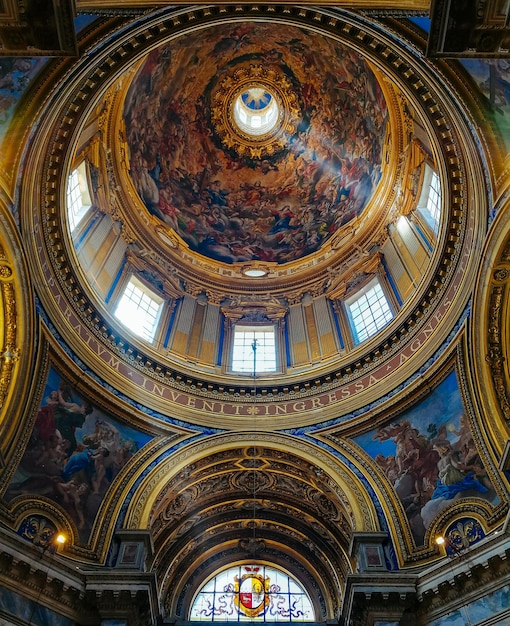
[416, 534, 510, 616]
[342, 534, 510, 625]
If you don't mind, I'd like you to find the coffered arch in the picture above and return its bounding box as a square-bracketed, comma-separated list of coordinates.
[471, 183, 510, 453]
[122, 432, 381, 619]
[125, 433, 376, 533]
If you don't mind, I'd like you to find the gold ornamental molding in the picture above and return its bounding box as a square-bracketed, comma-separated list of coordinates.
[77, 1, 431, 8]
[0, 255, 18, 410]
[210, 62, 300, 160]
[471, 189, 510, 457]
[487, 278, 510, 419]
[0, 201, 34, 464]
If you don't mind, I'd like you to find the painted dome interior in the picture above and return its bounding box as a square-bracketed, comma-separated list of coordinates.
[1, 4, 509, 625]
[67, 17, 442, 396]
[122, 23, 389, 266]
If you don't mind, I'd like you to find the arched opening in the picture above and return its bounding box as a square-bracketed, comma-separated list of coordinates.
[233, 87, 280, 136]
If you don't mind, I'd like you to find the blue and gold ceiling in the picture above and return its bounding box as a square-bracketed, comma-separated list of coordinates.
[0, 3, 509, 625]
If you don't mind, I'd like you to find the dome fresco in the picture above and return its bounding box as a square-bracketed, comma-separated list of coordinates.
[123, 22, 388, 265]
[4, 4, 510, 625]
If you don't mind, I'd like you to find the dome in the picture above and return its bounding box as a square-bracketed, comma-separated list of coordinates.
[2, 4, 509, 625]
[46, 8, 472, 429]
[122, 23, 388, 266]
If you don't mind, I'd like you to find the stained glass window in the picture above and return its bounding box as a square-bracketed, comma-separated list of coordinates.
[189, 564, 315, 622]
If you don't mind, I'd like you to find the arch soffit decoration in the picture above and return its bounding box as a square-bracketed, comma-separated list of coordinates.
[125, 433, 375, 532]
[21, 6, 488, 430]
[471, 190, 510, 454]
[0, 195, 35, 463]
[124, 432, 370, 620]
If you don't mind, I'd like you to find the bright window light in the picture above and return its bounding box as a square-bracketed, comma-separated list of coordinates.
[346, 278, 393, 344]
[418, 165, 441, 234]
[232, 325, 276, 373]
[67, 162, 92, 232]
[114, 275, 163, 343]
[233, 86, 280, 136]
[189, 564, 315, 622]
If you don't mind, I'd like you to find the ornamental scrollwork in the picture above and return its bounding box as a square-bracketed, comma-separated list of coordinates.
[486, 281, 510, 421]
[0, 263, 19, 410]
[493, 267, 509, 282]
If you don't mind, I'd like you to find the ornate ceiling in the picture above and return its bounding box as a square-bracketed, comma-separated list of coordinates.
[122, 23, 388, 266]
[31, 4, 482, 416]
[0, 4, 508, 626]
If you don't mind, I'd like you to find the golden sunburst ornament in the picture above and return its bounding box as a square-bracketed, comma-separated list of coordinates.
[210, 62, 301, 159]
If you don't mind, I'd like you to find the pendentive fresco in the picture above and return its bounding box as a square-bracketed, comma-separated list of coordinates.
[5, 367, 153, 542]
[353, 371, 499, 546]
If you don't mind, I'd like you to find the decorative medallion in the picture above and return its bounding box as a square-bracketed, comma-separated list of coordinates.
[234, 566, 271, 617]
[210, 62, 300, 159]
[18, 515, 58, 549]
[444, 518, 485, 555]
